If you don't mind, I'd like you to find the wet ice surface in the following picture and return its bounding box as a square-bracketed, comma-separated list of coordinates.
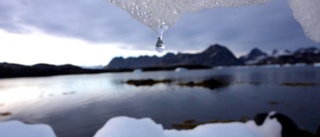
[106, 0, 269, 32]
[106, 0, 270, 52]
[288, 0, 320, 42]
[0, 112, 281, 137]
[94, 112, 281, 137]
[106, 0, 320, 44]
[0, 120, 56, 137]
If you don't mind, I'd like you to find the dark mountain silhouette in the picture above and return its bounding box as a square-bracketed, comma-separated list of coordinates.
[0, 63, 107, 78]
[239, 48, 268, 64]
[107, 55, 160, 69]
[242, 47, 320, 65]
[107, 44, 243, 69]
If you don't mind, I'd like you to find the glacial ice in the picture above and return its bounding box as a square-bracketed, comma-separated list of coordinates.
[106, 0, 269, 33]
[106, 0, 270, 52]
[288, 0, 320, 43]
[106, 0, 320, 43]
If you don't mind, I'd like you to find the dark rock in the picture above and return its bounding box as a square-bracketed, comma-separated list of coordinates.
[184, 119, 196, 124]
[125, 79, 172, 86]
[172, 123, 198, 130]
[254, 113, 268, 126]
[281, 82, 319, 87]
[0, 112, 12, 116]
[254, 112, 319, 137]
[270, 113, 299, 137]
[177, 78, 228, 90]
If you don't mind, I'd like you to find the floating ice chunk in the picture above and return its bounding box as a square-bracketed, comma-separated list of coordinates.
[95, 111, 282, 137]
[314, 63, 320, 67]
[174, 67, 187, 72]
[0, 120, 56, 137]
[288, 0, 320, 43]
[133, 68, 143, 73]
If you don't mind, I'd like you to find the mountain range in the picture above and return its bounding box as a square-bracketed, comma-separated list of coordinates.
[0, 63, 112, 78]
[107, 44, 243, 69]
[239, 47, 320, 65]
[107, 44, 320, 69]
[1, 44, 320, 78]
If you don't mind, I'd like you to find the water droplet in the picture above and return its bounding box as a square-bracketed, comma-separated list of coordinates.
[155, 37, 165, 53]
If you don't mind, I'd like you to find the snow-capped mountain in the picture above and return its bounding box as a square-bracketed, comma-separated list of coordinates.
[239, 48, 268, 65]
[242, 47, 320, 65]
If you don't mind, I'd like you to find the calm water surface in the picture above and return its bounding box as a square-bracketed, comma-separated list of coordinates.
[0, 66, 320, 137]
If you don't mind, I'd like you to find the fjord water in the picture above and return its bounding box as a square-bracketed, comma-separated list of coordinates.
[0, 66, 320, 137]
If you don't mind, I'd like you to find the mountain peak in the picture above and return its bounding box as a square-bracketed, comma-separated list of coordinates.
[249, 48, 267, 57]
[239, 48, 268, 64]
[204, 44, 225, 51]
[202, 44, 228, 55]
[272, 49, 291, 57]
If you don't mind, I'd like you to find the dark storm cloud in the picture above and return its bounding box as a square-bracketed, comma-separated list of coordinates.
[0, 0, 319, 55]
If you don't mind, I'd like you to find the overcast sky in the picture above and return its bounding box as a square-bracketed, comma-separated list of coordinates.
[0, 0, 319, 66]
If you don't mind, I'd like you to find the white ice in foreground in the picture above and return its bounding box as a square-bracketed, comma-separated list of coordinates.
[289, 0, 320, 43]
[0, 112, 282, 137]
[94, 117, 165, 137]
[0, 120, 56, 137]
[94, 111, 282, 137]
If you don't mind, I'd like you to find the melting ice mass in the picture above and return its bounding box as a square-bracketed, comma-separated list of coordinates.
[106, 0, 269, 32]
[106, 0, 320, 52]
[106, 0, 270, 52]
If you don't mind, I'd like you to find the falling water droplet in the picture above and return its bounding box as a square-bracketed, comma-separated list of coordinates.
[155, 37, 165, 53]
[155, 25, 168, 53]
